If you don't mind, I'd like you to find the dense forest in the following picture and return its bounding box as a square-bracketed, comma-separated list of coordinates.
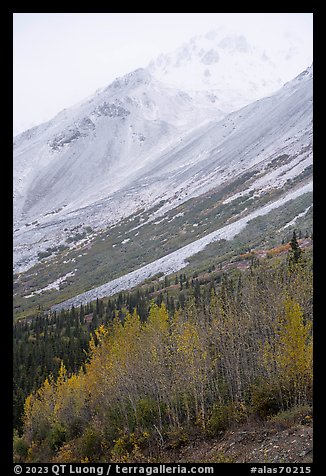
[13, 239, 313, 463]
[14, 278, 189, 431]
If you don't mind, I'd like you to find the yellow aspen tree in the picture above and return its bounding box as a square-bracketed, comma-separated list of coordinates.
[96, 309, 143, 430]
[171, 311, 209, 427]
[23, 374, 56, 444]
[262, 296, 312, 408]
[140, 303, 171, 429]
[54, 370, 89, 438]
[56, 361, 68, 387]
[276, 297, 313, 405]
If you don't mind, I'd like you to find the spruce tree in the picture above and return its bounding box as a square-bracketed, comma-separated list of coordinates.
[289, 230, 302, 265]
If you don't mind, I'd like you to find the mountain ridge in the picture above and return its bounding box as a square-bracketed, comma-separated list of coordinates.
[14, 65, 312, 277]
[13, 43, 312, 316]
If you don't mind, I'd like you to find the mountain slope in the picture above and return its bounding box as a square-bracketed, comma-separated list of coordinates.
[14, 68, 222, 227]
[51, 182, 312, 311]
[13, 69, 225, 272]
[13, 65, 312, 315]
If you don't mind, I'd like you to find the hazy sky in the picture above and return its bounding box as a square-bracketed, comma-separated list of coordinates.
[13, 13, 313, 135]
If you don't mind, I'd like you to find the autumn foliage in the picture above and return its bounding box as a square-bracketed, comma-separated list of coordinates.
[15, 258, 313, 463]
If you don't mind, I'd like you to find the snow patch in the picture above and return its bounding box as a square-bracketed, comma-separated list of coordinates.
[24, 270, 77, 298]
[284, 206, 311, 229]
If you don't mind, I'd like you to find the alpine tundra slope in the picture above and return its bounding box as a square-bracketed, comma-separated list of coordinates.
[13, 32, 312, 314]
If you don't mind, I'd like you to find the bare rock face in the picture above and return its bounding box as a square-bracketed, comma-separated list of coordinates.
[49, 128, 81, 150]
[218, 34, 249, 53]
[93, 102, 130, 118]
[200, 49, 220, 65]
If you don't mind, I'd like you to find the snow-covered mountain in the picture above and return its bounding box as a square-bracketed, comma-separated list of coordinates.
[49, 63, 312, 310]
[14, 68, 223, 228]
[148, 28, 312, 112]
[13, 61, 312, 281]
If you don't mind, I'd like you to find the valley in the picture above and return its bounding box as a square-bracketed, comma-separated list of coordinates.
[13, 21, 313, 465]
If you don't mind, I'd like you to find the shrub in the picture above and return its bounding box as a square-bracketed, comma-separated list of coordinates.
[37, 250, 52, 260]
[53, 442, 79, 463]
[206, 402, 247, 436]
[250, 380, 284, 419]
[58, 244, 69, 252]
[13, 433, 29, 461]
[110, 432, 149, 462]
[79, 426, 103, 460]
[267, 405, 312, 428]
[135, 398, 164, 430]
[47, 422, 67, 451]
[164, 426, 189, 449]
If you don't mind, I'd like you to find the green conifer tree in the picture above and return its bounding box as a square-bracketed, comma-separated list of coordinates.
[289, 230, 302, 265]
